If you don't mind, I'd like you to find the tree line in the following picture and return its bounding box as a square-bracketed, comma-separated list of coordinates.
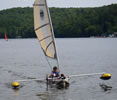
[0, 4, 117, 38]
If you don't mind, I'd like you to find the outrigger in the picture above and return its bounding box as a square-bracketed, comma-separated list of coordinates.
[11, 72, 111, 89]
[11, 0, 111, 89]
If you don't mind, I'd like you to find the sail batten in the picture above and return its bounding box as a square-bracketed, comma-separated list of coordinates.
[33, 4, 45, 6]
[35, 23, 50, 31]
[45, 41, 53, 52]
[33, 0, 59, 64]
[40, 35, 52, 42]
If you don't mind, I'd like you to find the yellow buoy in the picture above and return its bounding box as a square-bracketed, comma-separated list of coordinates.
[100, 73, 111, 80]
[11, 82, 20, 88]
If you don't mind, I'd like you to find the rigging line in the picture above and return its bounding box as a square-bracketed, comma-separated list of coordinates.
[45, 0, 60, 70]
[41, 47, 53, 71]
[45, 55, 53, 71]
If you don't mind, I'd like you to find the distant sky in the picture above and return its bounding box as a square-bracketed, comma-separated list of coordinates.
[0, 0, 117, 10]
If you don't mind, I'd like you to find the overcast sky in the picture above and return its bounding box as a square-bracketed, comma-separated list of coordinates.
[0, 0, 117, 10]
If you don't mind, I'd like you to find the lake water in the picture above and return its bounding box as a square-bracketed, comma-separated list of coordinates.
[0, 38, 117, 100]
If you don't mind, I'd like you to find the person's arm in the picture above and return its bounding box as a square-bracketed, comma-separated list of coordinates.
[49, 72, 53, 78]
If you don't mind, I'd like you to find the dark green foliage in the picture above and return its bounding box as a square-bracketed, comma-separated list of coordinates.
[0, 7, 35, 38]
[0, 4, 117, 38]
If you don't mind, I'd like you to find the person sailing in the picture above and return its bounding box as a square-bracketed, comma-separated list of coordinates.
[50, 66, 66, 79]
[50, 66, 60, 78]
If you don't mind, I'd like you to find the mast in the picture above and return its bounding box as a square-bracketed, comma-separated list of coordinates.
[45, 0, 60, 69]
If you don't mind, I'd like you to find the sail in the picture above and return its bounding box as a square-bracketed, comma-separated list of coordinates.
[33, 0, 57, 59]
[5, 33, 8, 41]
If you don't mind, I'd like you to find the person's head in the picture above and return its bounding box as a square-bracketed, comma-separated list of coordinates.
[53, 66, 58, 72]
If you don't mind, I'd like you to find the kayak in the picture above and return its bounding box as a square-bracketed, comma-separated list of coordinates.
[47, 77, 70, 89]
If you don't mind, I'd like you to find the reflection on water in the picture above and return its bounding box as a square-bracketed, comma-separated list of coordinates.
[0, 38, 117, 100]
[99, 83, 112, 91]
[13, 88, 20, 96]
[36, 91, 56, 100]
[36, 88, 68, 100]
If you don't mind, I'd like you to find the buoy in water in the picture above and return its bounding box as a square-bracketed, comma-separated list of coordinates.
[11, 82, 20, 88]
[100, 73, 111, 80]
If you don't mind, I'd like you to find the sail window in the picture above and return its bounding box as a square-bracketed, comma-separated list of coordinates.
[40, 9, 44, 18]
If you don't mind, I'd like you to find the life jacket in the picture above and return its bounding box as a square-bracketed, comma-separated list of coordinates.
[53, 71, 59, 77]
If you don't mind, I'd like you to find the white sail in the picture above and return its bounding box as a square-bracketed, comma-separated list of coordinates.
[33, 0, 59, 67]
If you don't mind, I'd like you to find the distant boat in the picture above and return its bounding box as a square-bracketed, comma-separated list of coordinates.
[5, 33, 8, 41]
